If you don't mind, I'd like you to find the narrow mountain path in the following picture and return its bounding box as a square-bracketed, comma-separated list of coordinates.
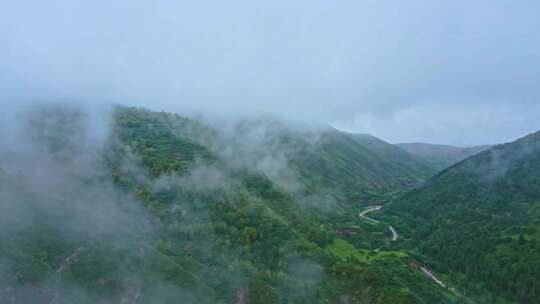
[421, 267, 446, 288]
[389, 225, 398, 241]
[57, 246, 84, 274]
[49, 246, 85, 304]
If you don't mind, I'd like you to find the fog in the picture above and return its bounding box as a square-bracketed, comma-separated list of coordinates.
[0, 104, 155, 301]
[1, 0, 539, 146]
[0, 104, 237, 302]
[0, 102, 333, 303]
[1, 3, 538, 301]
[3, 2, 539, 300]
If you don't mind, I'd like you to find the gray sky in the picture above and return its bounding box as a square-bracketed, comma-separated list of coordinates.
[1, 0, 539, 146]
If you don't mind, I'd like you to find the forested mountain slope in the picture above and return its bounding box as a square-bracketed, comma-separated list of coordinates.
[396, 143, 490, 171]
[0, 105, 453, 304]
[292, 131, 435, 203]
[221, 121, 436, 204]
[389, 131, 540, 303]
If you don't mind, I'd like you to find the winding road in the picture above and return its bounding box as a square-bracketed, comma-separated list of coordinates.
[358, 205, 456, 293]
[389, 225, 398, 241]
[421, 267, 446, 288]
[359, 205, 397, 241]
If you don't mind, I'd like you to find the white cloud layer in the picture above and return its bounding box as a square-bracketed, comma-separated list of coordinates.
[1, 0, 539, 145]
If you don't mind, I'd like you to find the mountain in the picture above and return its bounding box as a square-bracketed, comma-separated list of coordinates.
[0, 105, 452, 304]
[189, 118, 437, 203]
[289, 131, 437, 203]
[396, 143, 491, 171]
[389, 131, 540, 303]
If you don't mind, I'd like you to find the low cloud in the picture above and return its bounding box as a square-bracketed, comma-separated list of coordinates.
[1, 1, 539, 145]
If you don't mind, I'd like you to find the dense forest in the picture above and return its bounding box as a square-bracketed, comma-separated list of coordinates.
[388, 131, 540, 303]
[2, 0, 538, 302]
[2, 105, 539, 303]
[0, 105, 458, 303]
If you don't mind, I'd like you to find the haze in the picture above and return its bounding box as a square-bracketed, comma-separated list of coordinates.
[1, 0, 539, 146]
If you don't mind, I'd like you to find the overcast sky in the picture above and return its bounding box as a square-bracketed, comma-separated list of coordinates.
[1, 0, 539, 146]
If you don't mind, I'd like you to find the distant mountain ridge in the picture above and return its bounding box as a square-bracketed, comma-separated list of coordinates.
[290, 130, 437, 203]
[396, 142, 491, 170]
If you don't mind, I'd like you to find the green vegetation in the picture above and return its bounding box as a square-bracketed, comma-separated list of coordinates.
[327, 239, 407, 264]
[0, 105, 462, 303]
[389, 131, 540, 303]
[292, 131, 436, 203]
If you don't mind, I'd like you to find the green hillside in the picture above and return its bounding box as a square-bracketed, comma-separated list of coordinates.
[396, 143, 491, 171]
[389, 131, 540, 303]
[218, 119, 437, 204]
[0, 105, 453, 304]
[293, 132, 436, 203]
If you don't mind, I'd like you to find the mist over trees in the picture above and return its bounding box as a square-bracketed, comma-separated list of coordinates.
[1, 1, 539, 303]
[0, 103, 455, 303]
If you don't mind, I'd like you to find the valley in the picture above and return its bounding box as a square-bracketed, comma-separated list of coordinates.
[2, 1, 539, 302]
[0, 105, 538, 303]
